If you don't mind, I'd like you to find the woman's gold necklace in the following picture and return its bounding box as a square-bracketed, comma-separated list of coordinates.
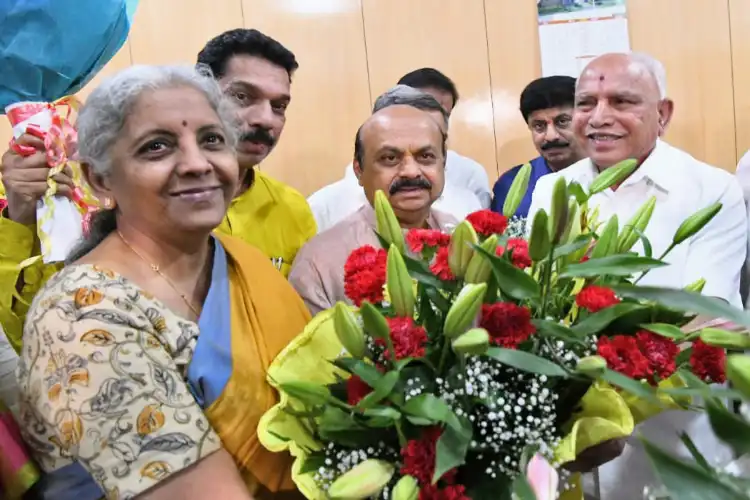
[117, 230, 202, 318]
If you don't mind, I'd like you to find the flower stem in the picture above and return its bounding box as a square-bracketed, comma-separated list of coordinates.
[634, 243, 674, 284]
[438, 338, 451, 373]
[540, 245, 556, 318]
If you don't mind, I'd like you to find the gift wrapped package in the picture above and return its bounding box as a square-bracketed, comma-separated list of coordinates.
[0, 0, 139, 263]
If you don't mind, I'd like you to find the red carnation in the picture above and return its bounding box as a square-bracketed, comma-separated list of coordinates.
[375, 317, 428, 360]
[597, 335, 652, 380]
[430, 246, 455, 281]
[690, 339, 726, 383]
[420, 483, 471, 500]
[407, 228, 451, 254]
[466, 210, 508, 237]
[343, 245, 387, 306]
[346, 375, 372, 405]
[576, 285, 620, 313]
[401, 427, 452, 485]
[497, 238, 532, 269]
[636, 330, 679, 382]
[480, 302, 536, 349]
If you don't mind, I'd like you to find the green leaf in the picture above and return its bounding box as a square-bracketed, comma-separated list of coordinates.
[640, 323, 686, 340]
[406, 416, 434, 426]
[485, 347, 569, 377]
[612, 285, 750, 330]
[318, 407, 364, 433]
[402, 394, 461, 430]
[511, 475, 537, 500]
[601, 369, 660, 404]
[571, 303, 648, 337]
[376, 232, 444, 288]
[474, 245, 541, 300]
[559, 255, 667, 278]
[333, 358, 383, 387]
[299, 454, 327, 475]
[678, 432, 712, 472]
[567, 181, 589, 204]
[631, 226, 653, 258]
[641, 437, 746, 500]
[356, 370, 400, 410]
[532, 319, 589, 345]
[706, 398, 750, 456]
[433, 416, 473, 484]
[660, 386, 747, 402]
[363, 407, 402, 427]
[552, 234, 593, 260]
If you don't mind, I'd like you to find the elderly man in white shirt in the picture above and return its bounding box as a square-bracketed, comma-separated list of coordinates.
[734, 149, 750, 306]
[309, 85, 485, 232]
[528, 52, 747, 499]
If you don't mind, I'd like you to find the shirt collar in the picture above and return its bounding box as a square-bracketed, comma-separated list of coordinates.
[359, 204, 444, 231]
[585, 139, 673, 193]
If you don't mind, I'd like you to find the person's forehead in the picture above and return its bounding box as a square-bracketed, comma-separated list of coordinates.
[126, 87, 218, 132]
[576, 61, 655, 96]
[528, 106, 573, 120]
[363, 114, 440, 149]
[220, 54, 291, 96]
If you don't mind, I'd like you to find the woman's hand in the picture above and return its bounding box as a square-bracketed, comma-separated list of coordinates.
[563, 438, 626, 473]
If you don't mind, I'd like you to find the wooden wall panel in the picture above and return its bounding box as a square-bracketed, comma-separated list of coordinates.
[730, 0, 750, 165]
[128, 0, 245, 65]
[628, 0, 736, 170]
[76, 42, 134, 102]
[484, 0, 542, 175]
[240, 0, 372, 194]
[361, 0, 498, 182]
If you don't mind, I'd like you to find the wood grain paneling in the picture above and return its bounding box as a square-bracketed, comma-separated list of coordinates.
[128, 0, 245, 65]
[730, 0, 750, 165]
[484, 0, 542, 174]
[628, 0, 736, 170]
[362, 0, 498, 182]
[240, 0, 372, 194]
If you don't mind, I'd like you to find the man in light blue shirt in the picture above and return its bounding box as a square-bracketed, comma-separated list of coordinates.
[491, 76, 583, 217]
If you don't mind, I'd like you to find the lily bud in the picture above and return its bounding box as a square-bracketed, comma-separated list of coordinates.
[386, 245, 415, 317]
[575, 355, 607, 377]
[374, 190, 405, 253]
[452, 328, 490, 355]
[444, 283, 487, 339]
[588, 158, 638, 195]
[328, 459, 395, 499]
[279, 381, 331, 406]
[465, 235, 499, 284]
[333, 302, 365, 359]
[617, 196, 656, 252]
[360, 301, 391, 341]
[503, 163, 532, 217]
[684, 278, 706, 293]
[726, 354, 750, 400]
[549, 177, 569, 244]
[391, 475, 419, 500]
[699, 328, 750, 349]
[590, 215, 619, 259]
[529, 210, 551, 262]
[448, 220, 479, 278]
[561, 199, 579, 244]
[672, 202, 722, 246]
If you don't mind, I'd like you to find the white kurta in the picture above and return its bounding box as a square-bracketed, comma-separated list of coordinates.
[528, 139, 748, 499]
[308, 150, 488, 233]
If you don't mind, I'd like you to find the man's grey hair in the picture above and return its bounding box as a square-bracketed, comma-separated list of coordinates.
[68, 64, 240, 262]
[372, 84, 449, 126]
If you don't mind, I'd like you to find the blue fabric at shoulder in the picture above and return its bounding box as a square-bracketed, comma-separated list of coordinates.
[491, 164, 523, 213]
[188, 237, 233, 409]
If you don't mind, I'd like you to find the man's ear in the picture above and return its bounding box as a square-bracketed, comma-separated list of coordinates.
[81, 162, 114, 202]
[657, 99, 675, 136]
[353, 160, 364, 187]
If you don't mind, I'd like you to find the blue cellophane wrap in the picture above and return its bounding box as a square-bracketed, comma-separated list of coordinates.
[0, 0, 139, 110]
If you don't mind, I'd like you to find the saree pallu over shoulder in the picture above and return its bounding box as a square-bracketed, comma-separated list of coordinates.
[204, 232, 311, 495]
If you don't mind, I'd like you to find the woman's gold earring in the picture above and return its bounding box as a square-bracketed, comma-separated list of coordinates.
[103, 197, 115, 209]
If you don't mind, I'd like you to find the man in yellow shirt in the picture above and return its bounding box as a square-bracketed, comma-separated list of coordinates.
[0, 28, 316, 351]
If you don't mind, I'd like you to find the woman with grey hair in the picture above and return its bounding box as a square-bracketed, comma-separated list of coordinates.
[16, 65, 310, 500]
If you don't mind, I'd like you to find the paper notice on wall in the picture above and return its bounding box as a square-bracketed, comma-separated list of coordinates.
[537, 0, 630, 78]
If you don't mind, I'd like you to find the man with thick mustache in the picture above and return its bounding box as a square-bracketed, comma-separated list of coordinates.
[528, 52, 747, 499]
[492, 76, 583, 218]
[289, 104, 455, 315]
[198, 28, 316, 276]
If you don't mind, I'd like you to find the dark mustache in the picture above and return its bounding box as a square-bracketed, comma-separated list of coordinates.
[240, 128, 275, 147]
[541, 140, 570, 151]
[389, 177, 432, 195]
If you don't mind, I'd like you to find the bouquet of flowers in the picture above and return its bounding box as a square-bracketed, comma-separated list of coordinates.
[259, 160, 750, 500]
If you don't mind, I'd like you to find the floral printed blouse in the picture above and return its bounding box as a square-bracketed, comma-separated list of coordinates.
[16, 264, 222, 499]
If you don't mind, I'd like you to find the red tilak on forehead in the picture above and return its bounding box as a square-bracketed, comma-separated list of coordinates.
[182, 120, 188, 127]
